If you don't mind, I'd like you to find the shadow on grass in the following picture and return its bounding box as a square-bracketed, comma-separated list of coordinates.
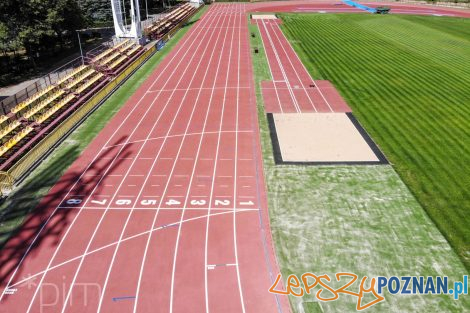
[0, 136, 130, 287]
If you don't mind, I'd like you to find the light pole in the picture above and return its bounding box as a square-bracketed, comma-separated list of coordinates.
[145, 0, 148, 20]
[77, 30, 84, 65]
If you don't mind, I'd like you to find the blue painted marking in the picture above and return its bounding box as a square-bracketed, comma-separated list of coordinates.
[112, 296, 136, 302]
[342, 0, 377, 13]
[156, 40, 166, 51]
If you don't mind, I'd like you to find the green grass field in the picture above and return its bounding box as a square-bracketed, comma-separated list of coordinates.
[248, 14, 470, 312]
[278, 13, 470, 272]
[0, 6, 208, 246]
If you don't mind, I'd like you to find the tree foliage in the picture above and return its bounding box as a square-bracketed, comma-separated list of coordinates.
[79, 0, 113, 25]
[0, 0, 86, 58]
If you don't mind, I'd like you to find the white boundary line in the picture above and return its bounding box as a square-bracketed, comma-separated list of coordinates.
[96, 8, 228, 312]
[146, 86, 250, 93]
[165, 5, 235, 312]
[255, 20, 284, 114]
[273, 21, 336, 112]
[233, 4, 247, 312]
[57, 206, 258, 211]
[267, 21, 320, 113]
[34, 11, 217, 310]
[9, 209, 256, 290]
[202, 4, 238, 313]
[16, 8, 216, 311]
[133, 5, 231, 313]
[260, 19, 301, 112]
[0, 10, 214, 303]
[103, 129, 252, 149]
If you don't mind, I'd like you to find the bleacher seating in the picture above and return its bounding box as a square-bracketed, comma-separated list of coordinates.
[114, 39, 131, 51]
[0, 36, 149, 171]
[89, 40, 144, 74]
[109, 56, 127, 69]
[23, 90, 66, 120]
[100, 51, 121, 66]
[92, 48, 115, 63]
[76, 73, 104, 94]
[56, 65, 88, 86]
[11, 85, 56, 114]
[0, 126, 34, 158]
[65, 69, 97, 90]
[145, 4, 196, 41]
[35, 94, 76, 124]
[0, 115, 8, 125]
[0, 120, 22, 141]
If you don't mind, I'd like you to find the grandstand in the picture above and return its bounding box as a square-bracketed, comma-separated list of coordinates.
[0, 3, 201, 195]
[0, 39, 147, 188]
[144, 3, 197, 41]
[88, 40, 145, 75]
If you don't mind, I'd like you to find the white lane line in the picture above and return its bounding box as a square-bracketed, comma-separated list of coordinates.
[233, 5, 247, 312]
[103, 130, 253, 149]
[133, 6, 230, 313]
[273, 22, 334, 112]
[267, 22, 318, 113]
[67, 206, 252, 211]
[99, 8, 227, 313]
[261, 19, 301, 112]
[66, 15, 222, 311]
[0, 4, 214, 303]
[170, 8, 235, 313]
[10, 209, 257, 290]
[256, 20, 284, 113]
[147, 86, 250, 93]
[57, 206, 250, 211]
[202, 6, 238, 313]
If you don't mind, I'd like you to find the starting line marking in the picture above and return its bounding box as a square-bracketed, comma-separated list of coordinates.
[58, 206, 259, 211]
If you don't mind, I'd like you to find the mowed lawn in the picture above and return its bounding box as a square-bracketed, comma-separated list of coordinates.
[279, 13, 470, 270]
[248, 15, 469, 312]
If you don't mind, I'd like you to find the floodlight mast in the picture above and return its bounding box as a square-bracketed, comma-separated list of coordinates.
[111, 0, 144, 44]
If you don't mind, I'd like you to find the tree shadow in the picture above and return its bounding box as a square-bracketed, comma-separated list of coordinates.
[0, 135, 131, 287]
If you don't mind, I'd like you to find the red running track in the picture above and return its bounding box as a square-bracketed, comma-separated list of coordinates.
[256, 18, 351, 113]
[0, 4, 290, 313]
[250, 1, 470, 18]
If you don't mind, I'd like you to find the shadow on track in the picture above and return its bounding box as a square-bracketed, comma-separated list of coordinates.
[0, 136, 131, 287]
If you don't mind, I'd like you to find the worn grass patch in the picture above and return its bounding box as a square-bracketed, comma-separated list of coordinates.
[0, 6, 208, 246]
[278, 13, 470, 271]
[248, 14, 469, 313]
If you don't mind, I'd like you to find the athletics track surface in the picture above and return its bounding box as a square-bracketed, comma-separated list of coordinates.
[0, 4, 290, 313]
[255, 17, 351, 113]
[1, 1, 470, 312]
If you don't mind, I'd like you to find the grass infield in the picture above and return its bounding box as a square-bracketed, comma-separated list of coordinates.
[248, 14, 470, 312]
[0, 6, 208, 247]
[278, 13, 470, 273]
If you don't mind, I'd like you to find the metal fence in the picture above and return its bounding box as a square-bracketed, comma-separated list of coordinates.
[6, 46, 156, 184]
[0, 57, 85, 116]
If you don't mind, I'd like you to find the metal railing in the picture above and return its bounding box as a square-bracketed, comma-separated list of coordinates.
[0, 57, 85, 116]
[5, 46, 156, 185]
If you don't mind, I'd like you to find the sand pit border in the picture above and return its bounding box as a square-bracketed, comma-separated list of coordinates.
[267, 113, 388, 165]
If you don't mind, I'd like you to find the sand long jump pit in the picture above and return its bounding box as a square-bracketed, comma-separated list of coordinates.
[251, 14, 278, 20]
[267, 113, 387, 165]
